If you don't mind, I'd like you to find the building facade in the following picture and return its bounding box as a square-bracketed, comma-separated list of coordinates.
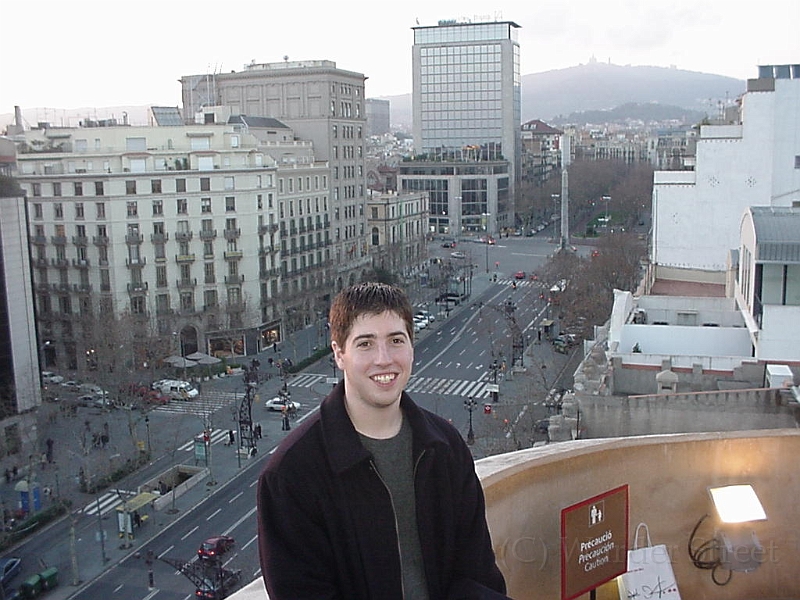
[180, 60, 371, 290]
[407, 19, 521, 235]
[13, 120, 336, 373]
[366, 190, 429, 277]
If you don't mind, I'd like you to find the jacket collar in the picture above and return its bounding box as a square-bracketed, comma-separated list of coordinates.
[320, 381, 449, 475]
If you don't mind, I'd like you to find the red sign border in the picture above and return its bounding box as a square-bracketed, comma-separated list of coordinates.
[560, 484, 629, 600]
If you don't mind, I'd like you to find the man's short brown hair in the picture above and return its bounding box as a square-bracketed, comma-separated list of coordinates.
[329, 282, 414, 347]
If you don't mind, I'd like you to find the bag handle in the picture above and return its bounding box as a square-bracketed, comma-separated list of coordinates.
[632, 522, 652, 549]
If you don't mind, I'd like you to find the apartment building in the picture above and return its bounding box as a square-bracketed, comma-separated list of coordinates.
[366, 190, 429, 277]
[180, 60, 371, 289]
[13, 120, 332, 373]
[404, 19, 521, 235]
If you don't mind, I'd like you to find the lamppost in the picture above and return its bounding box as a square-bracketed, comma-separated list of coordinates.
[464, 396, 477, 445]
[482, 213, 491, 272]
[144, 415, 151, 455]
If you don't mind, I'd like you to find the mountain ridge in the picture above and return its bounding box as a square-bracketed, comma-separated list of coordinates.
[378, 61, 746, 128]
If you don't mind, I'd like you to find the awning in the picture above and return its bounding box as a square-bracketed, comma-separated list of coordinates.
[115, 492, 158, 513]
[541, 319, 554, 327]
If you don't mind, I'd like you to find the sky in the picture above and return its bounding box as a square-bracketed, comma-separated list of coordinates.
[1, 0, 797, 123]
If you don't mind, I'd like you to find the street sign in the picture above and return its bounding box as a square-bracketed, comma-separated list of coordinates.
[560, 485, 628, 600]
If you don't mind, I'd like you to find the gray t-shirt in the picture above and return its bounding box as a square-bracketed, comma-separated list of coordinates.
[359, 418, 429, 599]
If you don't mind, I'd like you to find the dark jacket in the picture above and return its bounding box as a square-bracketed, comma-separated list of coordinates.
[257, 382, 508, 599]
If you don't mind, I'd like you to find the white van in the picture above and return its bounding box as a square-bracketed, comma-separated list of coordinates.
[155, 380, 199, 400]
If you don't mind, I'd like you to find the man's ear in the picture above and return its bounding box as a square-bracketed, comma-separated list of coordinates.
[331, 341, 345, 370]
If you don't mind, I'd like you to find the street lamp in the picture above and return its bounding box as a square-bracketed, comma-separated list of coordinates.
[464, 397, 477, 445]
[144, 415, 151, 455]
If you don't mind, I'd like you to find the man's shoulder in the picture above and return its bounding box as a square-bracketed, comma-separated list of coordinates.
[263, 411, 325, 474]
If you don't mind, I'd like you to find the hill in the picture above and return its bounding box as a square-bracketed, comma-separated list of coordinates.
[378, 61, 745, 129]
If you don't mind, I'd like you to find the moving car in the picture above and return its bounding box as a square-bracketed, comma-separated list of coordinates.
[415, 310, 435, 323]
[514, 271, 526, 280]
[450, 251, 466, 259]
[195, 568, 241, 599]
[152, 380, 199, 400]
[198, 535, 235, 560]
[41, 372, 64, 384]
[264, 397, 301, 412]
[60, 380, 81, 391]
[441, 241, 455, 248]
[413, 315, 428, 330]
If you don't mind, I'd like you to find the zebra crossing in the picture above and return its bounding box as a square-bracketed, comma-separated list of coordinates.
[177, 428, 231, 453]
[288, 373, 496, 400]
[152, 390, 242, 416]
[81, 489, 138, 517]
[494, 278, 539, 288]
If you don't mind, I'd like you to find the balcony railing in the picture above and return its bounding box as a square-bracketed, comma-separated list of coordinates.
[125, 233, 144, 245]
[175, 254, 196, 263]
[50, 236, 67, 245]
[223, 228, 242, 241]
[72, 236, 88, 246]
[126, 282, 148, 294]
[126, 257, 147, 267]
[224, 274, 244, 285]
[175, 231, 193, 242]
[199, 229, 217, 240]
[151, 232, 169, 244]
[31, 235, 47, 246]
[72, 259, 90, 268]
[93, 235, 109, 246]
[224, 250, 243, 260]
[176, 278, 197, 289]
[50, 258, 69, 268]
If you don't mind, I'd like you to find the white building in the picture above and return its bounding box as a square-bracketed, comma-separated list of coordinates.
[651, 64, 800, 276]
[13, 118, 333, 372]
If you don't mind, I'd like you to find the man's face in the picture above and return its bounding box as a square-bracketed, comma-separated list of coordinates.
[332, 310, 414, 412]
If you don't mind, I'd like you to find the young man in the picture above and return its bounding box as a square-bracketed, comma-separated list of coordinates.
[257, 282, 508, 599]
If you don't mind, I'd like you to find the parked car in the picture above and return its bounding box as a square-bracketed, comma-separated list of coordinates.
[60, 380, 81, 391]
[450, 251, 466, 259]
[153, 380, 198, 400]
[415, 310, 435, 323]
[41, 372, 64, 385]
[413, 315, 428, 330]
[197, 535, 235, 560]
[0, 557, 21, 588]
[264, 397, 301, 412]
[441, 241, 455, 248]
[76, 394, 96, 407]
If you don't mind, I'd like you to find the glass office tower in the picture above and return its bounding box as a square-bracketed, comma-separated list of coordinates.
[410, 20, 521, 235]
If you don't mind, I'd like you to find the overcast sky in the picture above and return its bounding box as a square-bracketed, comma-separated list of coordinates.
[2, 0, 797, 120]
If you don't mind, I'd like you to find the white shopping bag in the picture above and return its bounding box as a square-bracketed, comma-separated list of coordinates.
[617, 523, 681, 600]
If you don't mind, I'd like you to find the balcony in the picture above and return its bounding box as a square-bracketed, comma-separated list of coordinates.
[229, 429, 800, 600]
[176, 278, 197, 289]
[31, 235, 47, 246]
[175, 253, 196, 263]
[50, 236, 67, 245]
[259, 268, 281, 280]
[199, 229, 217, 240]
[71, 258, 90, 268]
[72, 236, 88, 246]
[151, 232, 169, 244]
[126, 257, 147, 267]
[258, 224, 279, 235]
[259, 245, 279, 256]
[125, 233, 144, 245]
[126, 282, 148, 294]
[224, 274, 244, 285]
[224, 250, 243, 260]
[175, 230, 193, 242]
[50, 258, 69, 269]
[93, 235, 109, 246]
[223, 228, 241, 241]
[34, 258, 48, 268]
[72, 283, 92, 294]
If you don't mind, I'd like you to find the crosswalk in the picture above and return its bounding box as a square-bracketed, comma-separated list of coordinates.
[152, 390, 242, 416]
[81, 489, 138, 517]
[289, 372, 497, 400]
[493, 278, 540, 288]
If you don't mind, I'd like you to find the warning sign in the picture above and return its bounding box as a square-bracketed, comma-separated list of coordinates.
[560, 485, 628, 600]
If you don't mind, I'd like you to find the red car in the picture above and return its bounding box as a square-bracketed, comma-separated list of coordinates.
[198, 535, 235, 559]
[514, 271, 526, 280]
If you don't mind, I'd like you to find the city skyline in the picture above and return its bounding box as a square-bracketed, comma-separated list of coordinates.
[2, 0, 797, 121]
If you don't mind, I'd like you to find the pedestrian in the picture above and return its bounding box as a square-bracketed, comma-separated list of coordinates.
[4, 469, 10, 484]
[46, 438, 54, 463]
[257, 282, 508, 599]
[227, 430, 235, 446]
[255, 424, 262, 439]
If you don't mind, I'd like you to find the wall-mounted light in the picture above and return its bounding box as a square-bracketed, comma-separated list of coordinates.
[689, 484, 767, 585]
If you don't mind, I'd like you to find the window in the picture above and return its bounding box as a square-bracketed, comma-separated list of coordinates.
[53, 182, 62, 197]
[224, 176, 234, 191]
[126, 201, 138, 217]
[156, 266, 167, 287]
[74, 182, 83, 196]
[231, 135, 239, 148]
[32, 183, 41, 197]
[54, 203, 63, 219]
[151, 179, 162, 193]
[33, 203, 43, 219]
[96, 202, 106, 219]
[176, 178, 186, 192]
[180, 292, 194, 312]
[131, 297, 146, 315]
[177, 198, 187, 214]
[204, 241, 213, 256]
[204, 262, 215, 284]
[95, 181, 104, 196]
[200, 177, 211, 191]
[153, 199, 163, 215]
[225, 196, 236, 212]
[126, 180, 137, 194]
[201, 198, 211, 213]
[75, 203, 84, 219]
